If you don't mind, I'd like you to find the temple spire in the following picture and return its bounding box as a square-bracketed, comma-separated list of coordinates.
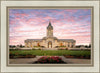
[49, 21, 51, 26]
[47, 21, 53, 37]
[47, 21, 53, 29]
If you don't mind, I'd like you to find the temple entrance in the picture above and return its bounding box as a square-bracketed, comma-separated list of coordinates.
[48, 41, 52, 48]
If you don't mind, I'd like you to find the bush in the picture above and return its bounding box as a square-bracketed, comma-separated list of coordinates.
[35, 56, 66, 63]
[38, 48, 41, 50]
[63, 54, 90, 59]
[32, 48, 36, 50]
[65, 47, 68, 50]
[58, 48, 68, 50]
[9, 52, 36, 58]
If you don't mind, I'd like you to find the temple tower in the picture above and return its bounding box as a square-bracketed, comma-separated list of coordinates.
[47, 21, 53, 37]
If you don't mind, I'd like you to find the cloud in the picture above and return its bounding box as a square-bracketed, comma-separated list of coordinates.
[9, 9, 91, 45]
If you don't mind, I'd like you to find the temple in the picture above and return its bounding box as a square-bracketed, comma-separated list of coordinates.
[25, 21, 76, 49]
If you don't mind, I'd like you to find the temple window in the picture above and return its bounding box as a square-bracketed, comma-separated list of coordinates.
[71, 45, 73, 48]
[68, 42, 70, 47]
[37, 43, 40, 46]
[60, 42, 63, 46]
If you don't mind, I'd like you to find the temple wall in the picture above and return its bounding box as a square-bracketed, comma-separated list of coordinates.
[25, 40, 76, 48]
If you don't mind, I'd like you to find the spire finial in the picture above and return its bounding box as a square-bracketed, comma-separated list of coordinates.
[49, 21, 51, 26]
[47, 20, 53, 29]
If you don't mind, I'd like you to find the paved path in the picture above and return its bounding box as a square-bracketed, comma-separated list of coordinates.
[61, 56, 91, 64]
[9, 56, 91, 64]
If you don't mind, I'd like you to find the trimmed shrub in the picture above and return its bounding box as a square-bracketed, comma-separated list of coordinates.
[35, 56, 66, 64]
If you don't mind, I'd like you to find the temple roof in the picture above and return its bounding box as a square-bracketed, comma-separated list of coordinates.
[25, 38, 75, 42]
[25, 39, 42, 42]
[42, 36, 58, 40]
[58, 39, 76, 42]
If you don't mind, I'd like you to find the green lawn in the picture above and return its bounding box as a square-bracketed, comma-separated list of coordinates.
[10, 49, 91, 56]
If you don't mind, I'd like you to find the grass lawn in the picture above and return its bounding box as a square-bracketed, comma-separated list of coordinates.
[10, 49, 91, 56]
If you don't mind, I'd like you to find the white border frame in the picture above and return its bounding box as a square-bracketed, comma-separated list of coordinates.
[1, 1, 100, 73]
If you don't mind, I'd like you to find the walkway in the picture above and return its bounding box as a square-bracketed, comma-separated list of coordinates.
[9, 56, 91, 64]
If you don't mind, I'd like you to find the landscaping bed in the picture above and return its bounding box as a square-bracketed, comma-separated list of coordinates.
[34, 56, 66, 64]
[63, 54, 90, 59]
[9, 52, 36, 59]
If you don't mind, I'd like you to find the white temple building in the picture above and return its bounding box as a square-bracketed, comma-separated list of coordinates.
[25, 22, 76, 49]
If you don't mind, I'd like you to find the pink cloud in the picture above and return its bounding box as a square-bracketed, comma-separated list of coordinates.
[9, 9, 91, 45]
[14, 13, 29, 17]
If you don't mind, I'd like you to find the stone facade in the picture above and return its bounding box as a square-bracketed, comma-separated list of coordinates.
[25, 22, 76, 48]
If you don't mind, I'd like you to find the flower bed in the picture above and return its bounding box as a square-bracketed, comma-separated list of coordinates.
[9, 52, 36, 59]
[63, 55, 90, 59]
[35, 56, 66, 64]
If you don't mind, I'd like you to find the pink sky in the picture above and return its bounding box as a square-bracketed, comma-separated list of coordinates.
[9, 9, 91, 45]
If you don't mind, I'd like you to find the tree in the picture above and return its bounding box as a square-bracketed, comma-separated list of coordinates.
[9, 45, 16, 48]
[19, 44, 23, 48]
[85, 45, 88, 48]
[89, 44, 91, 48]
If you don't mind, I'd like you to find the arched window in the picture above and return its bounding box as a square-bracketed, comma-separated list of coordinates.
[68, 42, 69, 47]
[27, 45, 28, 47]
[60, 42, 63, 46]
[37, 43, 40, 46]
[71, 43, 73, 48]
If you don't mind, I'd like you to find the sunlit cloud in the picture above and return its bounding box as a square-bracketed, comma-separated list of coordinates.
[9, 9, 91, 45]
